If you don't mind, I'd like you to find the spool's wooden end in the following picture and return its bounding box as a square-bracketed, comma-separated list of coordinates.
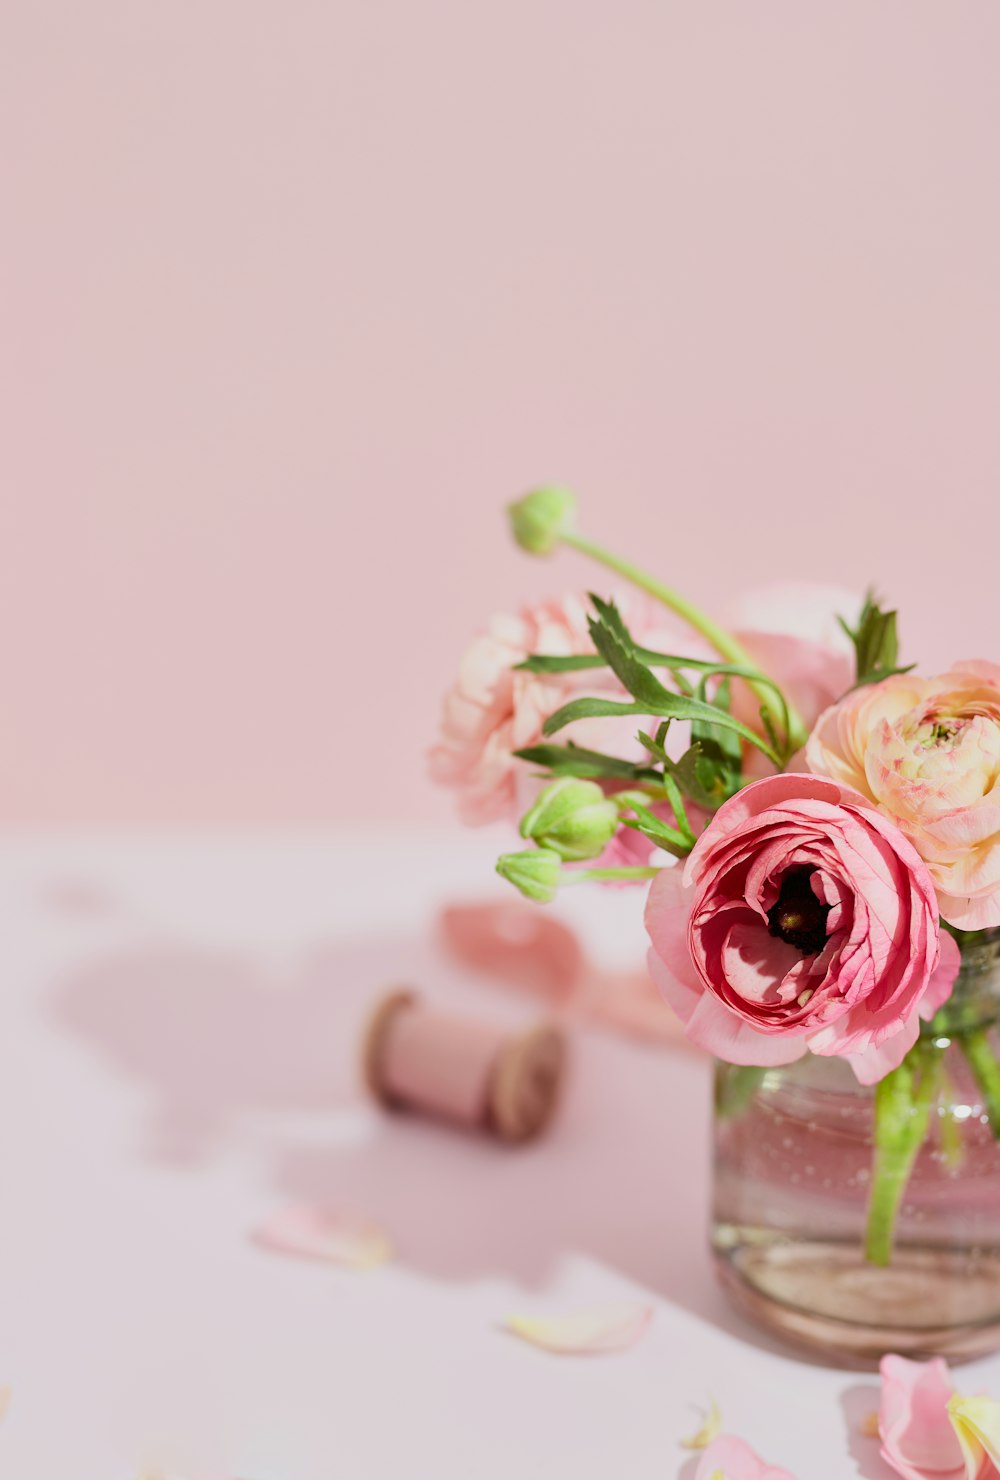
[362, 989, 417, 1108]
[489, 1024, 567, 1144]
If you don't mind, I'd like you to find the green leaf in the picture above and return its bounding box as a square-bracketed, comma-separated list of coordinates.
[521, 657, 792, 756]
[541, 694, 782, 767]
[677, 743, 742, 810]
[691, 677, 742, 767]
[658, 767, 697, 843]
[518, 594, 794, 764]
[619, 800, 692, 859]
[587, 592, 635, 648]
[585, 600, 678, 712]
[541, 695, 654, 728]
[636, 731, 735, 812]
[513, 742, 660, 782]
[517, 644, 791, 745]
[838, 593, 916, 690]
[514, 653, 607, 673]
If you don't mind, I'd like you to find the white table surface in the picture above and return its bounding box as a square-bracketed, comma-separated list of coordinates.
[0, 829, 991, 1479]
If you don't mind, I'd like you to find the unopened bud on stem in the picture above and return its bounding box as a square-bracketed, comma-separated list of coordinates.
[507, 486, 577, 555]
[496, 848, 563, 903]
[520, 778, 619, 861]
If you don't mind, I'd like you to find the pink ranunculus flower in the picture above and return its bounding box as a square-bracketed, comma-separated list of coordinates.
[805, 662, 1000, 930]
[644, 774, 960, 1084]
[693, 1434, 797, 1480]
[429, 592, 710, 826]
[878, 1353, 1000, 1479]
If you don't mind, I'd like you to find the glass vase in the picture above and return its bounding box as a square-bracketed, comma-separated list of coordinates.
[712, 929, 1000, 1366]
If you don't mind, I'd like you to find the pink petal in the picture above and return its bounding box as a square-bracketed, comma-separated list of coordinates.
[648, 949, 807, 1068]
[253, 1207, 392, 1269]
[734, 626, 854, 731]
[834, 1011, 920, 1087]
[643, 864, 704, 996]
[937, 889, 1000, 932]
[719, 919, 805, 1005]
[920, 929, 962, 1021]
[694, 1434, 798, 1479]
[503, 1302, 653, 1355]
[683, 774, 854, 884]
[879, 1354, 965, 1480]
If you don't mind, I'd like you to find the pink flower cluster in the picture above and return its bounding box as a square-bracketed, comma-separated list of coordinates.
[433, 575, 998, 1080]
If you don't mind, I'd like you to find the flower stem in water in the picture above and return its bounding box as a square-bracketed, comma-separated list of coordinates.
[865, 1046, 940, 1267]
[960, 1028, 1000, 1136]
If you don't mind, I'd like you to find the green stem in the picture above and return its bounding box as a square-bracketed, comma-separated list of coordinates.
[936, 1066, 966, 1172]
[715, 1064, 767, 1119]
[561, 529, 808, 752]
[960, 1028, 1000, 1135]
[865, 1047, 939, 1267]
[562, 865, 661, 884]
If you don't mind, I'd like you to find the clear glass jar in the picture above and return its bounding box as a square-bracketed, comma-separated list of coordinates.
[712, 929, 1000, 1366]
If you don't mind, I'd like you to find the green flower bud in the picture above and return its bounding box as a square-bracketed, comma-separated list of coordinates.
[507, 485, 577, 555]
[496, 848, 562, 903]
[519, 777, 619, 861]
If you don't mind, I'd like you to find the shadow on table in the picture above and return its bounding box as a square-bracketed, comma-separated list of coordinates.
[840, 1383, 895, 1479]
[49, 926, 810, 1354]
[49, 932, 443, 1162]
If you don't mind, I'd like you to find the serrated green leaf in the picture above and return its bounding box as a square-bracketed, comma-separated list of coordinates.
[587, 592, 635, 647]
[586, 606, 677, 711]
[520, 594, 794, 763]
[542, 693, 782, 767]
[518, 647, 791, 745]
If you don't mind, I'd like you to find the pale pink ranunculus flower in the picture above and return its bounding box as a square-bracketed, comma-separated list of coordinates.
[429, 592, 711, 826]
[805, 662, 1000, 929]
[644, 774, 960, 1084]
[693, 1434, 797, 1480]
[878, 1353, 1000, 1479]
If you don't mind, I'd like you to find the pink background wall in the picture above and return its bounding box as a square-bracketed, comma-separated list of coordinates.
[4, 3, 999, 824]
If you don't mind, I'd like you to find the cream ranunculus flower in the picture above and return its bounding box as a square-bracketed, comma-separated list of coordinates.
[805, 661, 1000, 930]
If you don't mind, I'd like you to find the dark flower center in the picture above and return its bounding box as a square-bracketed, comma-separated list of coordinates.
[767, 868, 830, 955]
